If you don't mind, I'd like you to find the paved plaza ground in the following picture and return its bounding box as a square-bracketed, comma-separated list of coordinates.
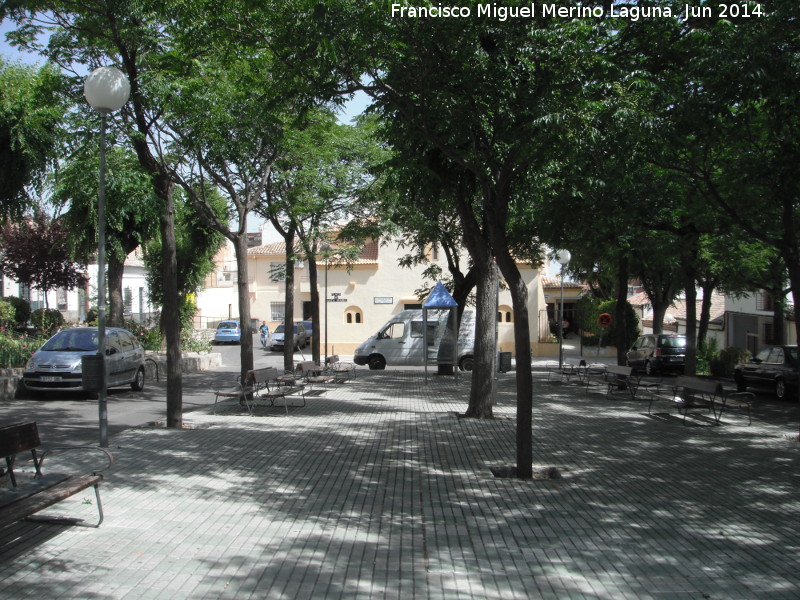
[1, 361, 799, 599]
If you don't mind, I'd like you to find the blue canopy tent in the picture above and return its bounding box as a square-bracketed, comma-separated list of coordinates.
[422, 282, 459, 381]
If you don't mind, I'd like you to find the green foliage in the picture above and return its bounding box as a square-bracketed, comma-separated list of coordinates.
[55, 147, 160, 266]
[696, 338, 719, 376]
[577, 296, 639, 350]
[31, 308, 65, 335]
[0, 59, 66, 218]
[710, 346, 750, 379]
[0, 331, 44, 368]
[180, 328, 212, 354]
[3, 296, 31, 327]
[124, 320, 164, 352]
[144, 189, 225, 327]
[125, 318, 211, 354]
[0, 299, 15, 328]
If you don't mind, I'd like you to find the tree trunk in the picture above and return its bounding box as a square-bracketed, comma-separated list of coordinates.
[283, 228, 296, 372]
[651, 302, 668, 334]
[783, 246, 800, 421]
[697, 281, 714, 348]
[308, 251, 321, 365]
[158, 178, 182, 429]
[463, 258, 497, 419]
[234, 231, 254, 383]
[615, 256, 629, 366]
[107, 256, 125, 327]
[453, 191, 496, 418]
[502, 263, 533, 480]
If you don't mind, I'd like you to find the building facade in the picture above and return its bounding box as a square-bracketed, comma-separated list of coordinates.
[195, 237, 549, 356]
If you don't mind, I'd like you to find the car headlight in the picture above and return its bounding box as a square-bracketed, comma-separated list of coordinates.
[26, 358, 36, 371]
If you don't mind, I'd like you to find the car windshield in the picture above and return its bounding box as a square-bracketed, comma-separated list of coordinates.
[274, 324, 298, 334]
[218, 322, 238, 329]
[40, 330, 98, 352]
[659, 336, 686, 348]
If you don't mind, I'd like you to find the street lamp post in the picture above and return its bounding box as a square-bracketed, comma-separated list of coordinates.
[321, 243, 331, 362]
[556, 250, 571, 370]
[84, 67, 130, 448]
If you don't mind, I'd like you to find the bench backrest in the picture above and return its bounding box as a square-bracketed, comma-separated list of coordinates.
[0, 422, 40, 459]
[297, 361, 323, 373]
[248, 367, 279, 385]
[325, 355, 340, 365]
[606, 365, 632, 377]
[676, 376, 721, 396]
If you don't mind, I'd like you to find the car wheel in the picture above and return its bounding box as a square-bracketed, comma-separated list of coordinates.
[644, 361, 655, 376]
[368, 355, 387, 370]
[131, 367, 145, 392]
[459, 356, 474, 372]
[775, 378, 786, 400]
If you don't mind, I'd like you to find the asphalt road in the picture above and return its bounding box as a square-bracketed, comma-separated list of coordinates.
[2, 337, 796, 447]
[0, 335, 315, 447]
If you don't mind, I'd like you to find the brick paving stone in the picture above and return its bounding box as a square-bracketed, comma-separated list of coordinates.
[1, 368, 798, 599]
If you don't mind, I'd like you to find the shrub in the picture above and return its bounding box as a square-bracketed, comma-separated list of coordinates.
[0, 331, 45, 368]
[124, 320, 164, 352]
[0, 299, 15, 329]
[696, 338, 719, 375]
[3, 296, 30, 327]
[577, 296, 639, 349]
[181, 328, 212, 354]
[710, 346, 750, 379]
[31, 308, 65, 335]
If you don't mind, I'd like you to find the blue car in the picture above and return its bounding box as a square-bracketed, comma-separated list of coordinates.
[214, 320, 241, 344]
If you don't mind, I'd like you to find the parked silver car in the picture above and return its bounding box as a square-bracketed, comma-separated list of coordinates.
[270, 322, 308, 351]
[24, 327, 146, 393]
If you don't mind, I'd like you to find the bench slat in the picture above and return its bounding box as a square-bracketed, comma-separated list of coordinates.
[0, 474, 102, 527]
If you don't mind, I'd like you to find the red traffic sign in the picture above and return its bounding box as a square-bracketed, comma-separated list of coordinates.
[598, 313, 612, 327]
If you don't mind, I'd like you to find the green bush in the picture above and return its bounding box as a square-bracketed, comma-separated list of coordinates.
[124, 320, 164, 351]
[0, 299, 15, 329]
[181, 328, 212, 354]
[710, 346, 750, 379]
[31, 308, 65, 335]
[577, 296, 639, 350]
[3, 296, 30, 327]
[0, 331, 45, 368]
[696, 338, 719, 375]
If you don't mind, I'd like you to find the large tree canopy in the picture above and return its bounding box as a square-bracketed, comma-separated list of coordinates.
[0, 58, 65, 218]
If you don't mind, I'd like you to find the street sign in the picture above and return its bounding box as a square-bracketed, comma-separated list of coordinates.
[598, 313, 612, 327]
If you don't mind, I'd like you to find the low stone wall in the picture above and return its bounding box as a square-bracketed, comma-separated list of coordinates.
[2, 352, 223, 400]
[143, 352, 222, 381]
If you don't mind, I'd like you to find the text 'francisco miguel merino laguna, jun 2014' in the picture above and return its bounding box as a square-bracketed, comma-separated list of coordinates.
[390, 3, 766, 21]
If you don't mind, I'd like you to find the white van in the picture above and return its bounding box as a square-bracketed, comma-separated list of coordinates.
[353, 309, 475, 370]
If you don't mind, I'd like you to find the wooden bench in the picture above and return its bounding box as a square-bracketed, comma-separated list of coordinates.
[602, 365, 641, 400]
[214, 368, 306, 415]
[581, 364, 608, 394]
[546, 361, 578, 383]
[213, 370, 260, 415]
[296, 361, 336, 390]
[647, 375, 722, 424]
[325, 355, 356, 382]
[0, 422, 114, 528]
[256, 367, 307, 415]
